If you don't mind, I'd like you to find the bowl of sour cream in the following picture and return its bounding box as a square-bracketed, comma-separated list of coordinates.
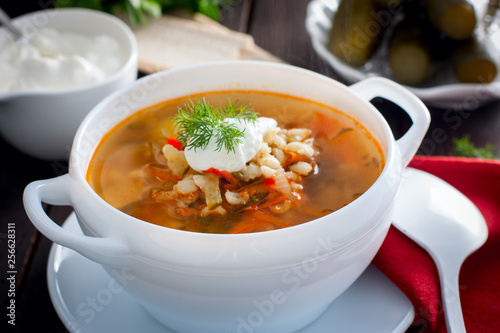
[0, 8, 137, 160]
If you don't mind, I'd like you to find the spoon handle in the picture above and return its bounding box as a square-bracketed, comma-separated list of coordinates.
[0, 7, 25, 40]
[437, 258, 467, 333]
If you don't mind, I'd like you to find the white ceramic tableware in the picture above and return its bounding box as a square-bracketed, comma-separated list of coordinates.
[305, 0, 500, 109]
[0, 8, 138, 160]
[393, 168, 488, 333]
[24, 61, 430, 333]
[47, 213, 415, 333]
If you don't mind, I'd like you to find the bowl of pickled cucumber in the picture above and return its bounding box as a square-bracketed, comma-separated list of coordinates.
[306, 0, 500, 108]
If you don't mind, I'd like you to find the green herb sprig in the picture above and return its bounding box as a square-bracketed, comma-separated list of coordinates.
[56, 0, 238, 25]
[452, 135, 499, 159]
[171, 98, 258, 153]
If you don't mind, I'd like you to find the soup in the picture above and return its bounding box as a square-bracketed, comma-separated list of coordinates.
[87, 91, 384, 234]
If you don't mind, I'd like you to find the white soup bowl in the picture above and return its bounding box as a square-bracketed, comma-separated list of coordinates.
[24, 61, 429, 333]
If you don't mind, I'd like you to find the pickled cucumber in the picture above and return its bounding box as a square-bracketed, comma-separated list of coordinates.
[452, 36, 498, 83]
[388, 22, 433, 85]
[425, 0, 476, 40]
[328, 0, 496, 86]
[329, 0, 388, 67]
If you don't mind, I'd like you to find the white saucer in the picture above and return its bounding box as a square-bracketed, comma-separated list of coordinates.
[47, 213, 414, 333]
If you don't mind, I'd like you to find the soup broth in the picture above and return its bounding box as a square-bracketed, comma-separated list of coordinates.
[87, 91, 384, 233]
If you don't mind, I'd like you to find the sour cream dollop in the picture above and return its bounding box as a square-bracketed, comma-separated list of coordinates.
[0, 28, 125, 93]
[185, 117, 278, 172]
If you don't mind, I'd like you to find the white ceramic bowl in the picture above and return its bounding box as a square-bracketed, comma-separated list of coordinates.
[306, 0, 500, 109]
[0, 8, 137, 160]
[24, 61, 429, 333]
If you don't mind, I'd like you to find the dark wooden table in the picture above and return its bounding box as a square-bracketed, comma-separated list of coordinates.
[1, 1, 500, 332]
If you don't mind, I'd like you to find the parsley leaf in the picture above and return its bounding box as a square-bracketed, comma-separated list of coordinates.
[56, 0, 237, 24]
[452, 135, 498, 159]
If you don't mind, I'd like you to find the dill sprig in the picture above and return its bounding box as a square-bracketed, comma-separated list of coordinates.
[171, 98, 258, 153]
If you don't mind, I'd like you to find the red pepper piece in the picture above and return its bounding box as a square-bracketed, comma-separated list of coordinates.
[204, 167, 237, 183]
[167, 137, 184, 151]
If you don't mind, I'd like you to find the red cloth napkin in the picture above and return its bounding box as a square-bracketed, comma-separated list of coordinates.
[373, 156, 500, 332]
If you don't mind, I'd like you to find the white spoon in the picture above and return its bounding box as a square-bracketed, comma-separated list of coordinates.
[393, 168, 488, 333]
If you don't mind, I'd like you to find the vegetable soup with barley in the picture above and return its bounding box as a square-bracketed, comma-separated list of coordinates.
[87, 90, 384, 234]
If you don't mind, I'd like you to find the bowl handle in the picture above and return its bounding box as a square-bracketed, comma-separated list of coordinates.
[23, 175, 128, 266]
[349, 77, 430, 167]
